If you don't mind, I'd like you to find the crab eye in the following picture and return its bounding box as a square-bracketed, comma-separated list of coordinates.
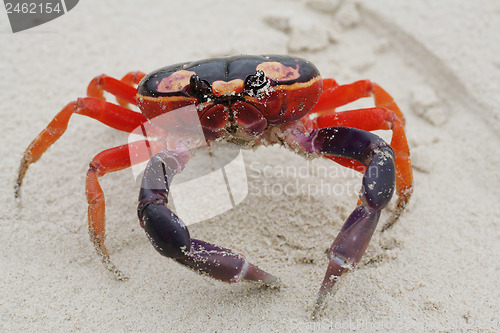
[190, 75, 212, 98]
[245, 70, 269, 93]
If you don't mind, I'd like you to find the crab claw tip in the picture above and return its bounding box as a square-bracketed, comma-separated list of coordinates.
[240, 261, 279, 285]
[312, 256, 349, 318]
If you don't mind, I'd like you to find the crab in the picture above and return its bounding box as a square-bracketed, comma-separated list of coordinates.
[16, 55, 413, 317]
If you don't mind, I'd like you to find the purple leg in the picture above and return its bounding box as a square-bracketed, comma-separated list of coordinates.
[285, 126, 395, 317]
[137, 150, 277, 284]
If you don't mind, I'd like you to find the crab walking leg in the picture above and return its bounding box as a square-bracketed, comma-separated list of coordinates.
[116, 71, 147, 107]
[86, 141, 154, 279]
[312, 108, 413, 230]
[120, 71, 147, 87]
[87, 72, 146, 107]
[310, 79, 406, 124]
[137, 150, 278, 284]
[16, 97, 147, 197]
[285, 127, 395, 317]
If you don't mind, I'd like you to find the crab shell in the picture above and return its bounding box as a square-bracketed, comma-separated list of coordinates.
[136, 55, 323, 140]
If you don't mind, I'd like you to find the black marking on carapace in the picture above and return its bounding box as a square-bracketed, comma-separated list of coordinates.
[137, 55, 320, 98]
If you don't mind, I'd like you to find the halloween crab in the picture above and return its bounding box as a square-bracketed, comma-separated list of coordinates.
[16, 55, 413, 317]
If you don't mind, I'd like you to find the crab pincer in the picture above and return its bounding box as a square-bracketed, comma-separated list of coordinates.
[137, 149, 278, 284]
[286, 127, 396, 317]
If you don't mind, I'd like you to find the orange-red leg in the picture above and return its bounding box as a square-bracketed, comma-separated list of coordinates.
[16, 97, 147, 197]
[16, 71, 155, 278]
[307, 79, 413, 229]
[87, 141, 152, 279]
[311, 79, 406, 124]
[117, 71, 146, 107]
[87, 71, 146, 107]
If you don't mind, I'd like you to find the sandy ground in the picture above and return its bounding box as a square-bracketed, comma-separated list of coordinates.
[1, 1, 499, 332]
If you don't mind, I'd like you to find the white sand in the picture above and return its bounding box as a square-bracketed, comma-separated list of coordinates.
[1, 1, 499, 331]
